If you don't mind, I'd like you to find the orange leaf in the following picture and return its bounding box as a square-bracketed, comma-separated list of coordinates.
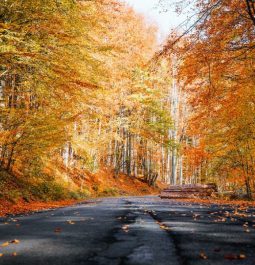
[54, 227, 62, 233]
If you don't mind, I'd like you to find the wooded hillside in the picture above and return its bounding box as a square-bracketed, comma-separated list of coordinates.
[0, 0, 173, 202]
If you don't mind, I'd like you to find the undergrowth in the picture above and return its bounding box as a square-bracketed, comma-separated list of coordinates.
[0, 170, 89, 203]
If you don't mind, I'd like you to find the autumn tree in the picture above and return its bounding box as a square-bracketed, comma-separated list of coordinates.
[0, 0, 102, 175]
[159, 0, 255, 198]
[66, 0, 174, 186]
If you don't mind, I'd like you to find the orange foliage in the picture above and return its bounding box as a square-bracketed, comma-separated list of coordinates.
[161, 0, 255, 197]
[0, 199, 79, 217]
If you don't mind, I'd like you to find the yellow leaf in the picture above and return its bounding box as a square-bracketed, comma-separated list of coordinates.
[199, 251, 208, 260]
[239, 254, 246, 260]
[10, 239, 20, 244]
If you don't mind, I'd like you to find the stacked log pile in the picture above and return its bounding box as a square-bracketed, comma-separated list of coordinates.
[160, 184, 217, 199]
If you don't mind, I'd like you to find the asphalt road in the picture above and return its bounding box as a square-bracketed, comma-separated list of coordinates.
[0, 196, 255, 265]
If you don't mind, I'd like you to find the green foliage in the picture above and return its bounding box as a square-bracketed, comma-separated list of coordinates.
[69, 189, 91, 200]
[29, 182, 65, 202]
[0, 170, 89, 203]
[0, 170, 27, 202]
[99, 187, 119, 197]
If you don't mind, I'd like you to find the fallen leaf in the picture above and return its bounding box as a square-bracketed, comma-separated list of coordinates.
[10, 239, 20, 244]
[12, 252, 17, 257]
[238, 254, 246, 260]
[199, 251, 208, 260]
[0, 253, 3, 257]
[160, 224, 171, 231]
[122, 225, 129, 232]
[1, 242, 9, 247]
[54, 227, 62, 233]
[67, 220, 75, 225]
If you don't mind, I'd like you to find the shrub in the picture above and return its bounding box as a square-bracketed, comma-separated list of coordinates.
[100, 187, 119, 197]
[29, 181, 67, 202]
